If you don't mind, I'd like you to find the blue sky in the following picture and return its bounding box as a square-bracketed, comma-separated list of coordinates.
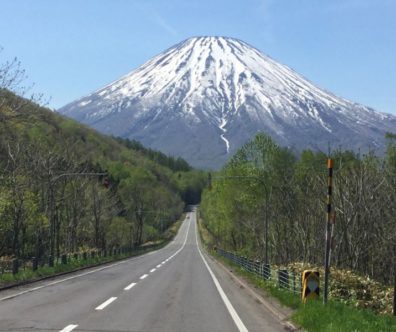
[0, 0, 395, 114]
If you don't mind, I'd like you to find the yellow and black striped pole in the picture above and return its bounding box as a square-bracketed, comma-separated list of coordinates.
[324, 158, 333, 304]
[393, 271, 395, 316]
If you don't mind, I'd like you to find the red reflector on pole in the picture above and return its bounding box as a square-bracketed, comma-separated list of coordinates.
[327, 159, 334, 169]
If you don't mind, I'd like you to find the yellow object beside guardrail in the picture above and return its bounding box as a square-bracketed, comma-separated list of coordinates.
[302, 270, 320, 303]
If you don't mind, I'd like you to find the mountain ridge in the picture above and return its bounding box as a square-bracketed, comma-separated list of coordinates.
[59, 36, 396, 169]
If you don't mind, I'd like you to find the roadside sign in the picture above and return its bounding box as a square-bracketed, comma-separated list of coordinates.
[302, 270, 320, 303]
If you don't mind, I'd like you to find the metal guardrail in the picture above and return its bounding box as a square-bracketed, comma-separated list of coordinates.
[216, 248, 303, 295]
[0, 243, 163, 277]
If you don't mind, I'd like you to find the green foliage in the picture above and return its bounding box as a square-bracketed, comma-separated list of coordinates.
[106, 217, 130, 247]
[292, 299, 396, 332]
[201, 132, 396, 315]
[212, 240, 396, 331]
[0, 90, 198, 263]
[385, 132, 396, 173]
[114, 137, 192, 172]
[174, 170, 207, 204]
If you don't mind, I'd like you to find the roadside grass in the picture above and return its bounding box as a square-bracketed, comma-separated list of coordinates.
[0, 248, 157, 286]
[198, 218, 396, 332]
[0, 213, 186, 287]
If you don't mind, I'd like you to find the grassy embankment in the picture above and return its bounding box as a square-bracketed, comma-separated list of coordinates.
[198, 217, 396, 332]
[0, 214, 186, 288]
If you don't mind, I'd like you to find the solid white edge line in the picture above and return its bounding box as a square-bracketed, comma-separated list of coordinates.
[0, 240, 164, 302]
[124, 282, 137, 291]
[140, 274, 148, 280]
[95, 296, 117, 310]
[0, 214, 192, 303]
[195, 214, 249, 332]
[59, 324, 78, 332]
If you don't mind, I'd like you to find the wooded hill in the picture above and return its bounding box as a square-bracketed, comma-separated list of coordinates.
[201, 133, 396, 286]
[0, 89, 206, 262]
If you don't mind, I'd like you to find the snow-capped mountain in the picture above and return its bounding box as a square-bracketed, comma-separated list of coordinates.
[59, 36, 396, 169]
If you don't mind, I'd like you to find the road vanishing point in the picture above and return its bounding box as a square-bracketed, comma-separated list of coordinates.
[0, 209, 288, 332]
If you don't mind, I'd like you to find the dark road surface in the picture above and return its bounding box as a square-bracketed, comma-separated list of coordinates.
[0, 210, 287, 332]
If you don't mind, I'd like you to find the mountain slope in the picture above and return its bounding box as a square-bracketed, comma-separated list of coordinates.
[59, 36, 396, 169]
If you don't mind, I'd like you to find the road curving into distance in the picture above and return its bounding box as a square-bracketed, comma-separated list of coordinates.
[0, 208, 287, 332]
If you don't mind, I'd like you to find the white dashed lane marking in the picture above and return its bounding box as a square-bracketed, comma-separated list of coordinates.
[95, 297, 117, 311]
[124, 282, 137, 291]
[59, 324, 78, 332]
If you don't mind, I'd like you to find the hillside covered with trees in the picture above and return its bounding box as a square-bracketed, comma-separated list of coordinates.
[0, 85, 205, 263]
[201, 133, 396, 286]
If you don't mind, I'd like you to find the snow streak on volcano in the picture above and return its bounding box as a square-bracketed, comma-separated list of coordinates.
[59, 36, 396, 169]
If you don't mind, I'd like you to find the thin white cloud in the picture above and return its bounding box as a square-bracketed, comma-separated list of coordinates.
[152, 11, 178, 37]
[257, 0, 275, 43]
[133, 1, 179, 37]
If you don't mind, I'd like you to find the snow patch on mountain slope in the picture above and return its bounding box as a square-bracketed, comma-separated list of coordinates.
[59, 36, 396, 169]
[219, 117, 230, 153]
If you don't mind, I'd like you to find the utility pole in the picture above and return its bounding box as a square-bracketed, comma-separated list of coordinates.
[265, 205, 268, 265]
[393, 241, 396, 316]
[324, 158, 333, 304]
[393, 270, 395, 316]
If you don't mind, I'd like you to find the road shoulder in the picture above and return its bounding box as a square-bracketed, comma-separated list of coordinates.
[203, 248, 301, 331]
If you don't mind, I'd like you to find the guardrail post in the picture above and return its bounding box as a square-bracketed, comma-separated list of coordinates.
[278, 269, 289, 289]
[48, 255, 54, 267]
[61, 254, 67, 265]
[32, 257, 38, 271]
[263, 264, 271, 280]
[254, 260, 260, 275]
[12, 259, 19, 275]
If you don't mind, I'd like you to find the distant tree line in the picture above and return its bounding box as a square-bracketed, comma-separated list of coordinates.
[114, 137, 192, 172]
[201, 133, 396, 285]
[113, 137, 207, 205]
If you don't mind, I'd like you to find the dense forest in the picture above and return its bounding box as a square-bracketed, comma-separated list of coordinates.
[201, 133, 396, 285]
[114, 137, 207, 205]
[114, 137, 192, 172]
[0, 77, 205, 263]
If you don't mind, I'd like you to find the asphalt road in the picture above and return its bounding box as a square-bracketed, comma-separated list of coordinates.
[0, 210, 287, 332]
